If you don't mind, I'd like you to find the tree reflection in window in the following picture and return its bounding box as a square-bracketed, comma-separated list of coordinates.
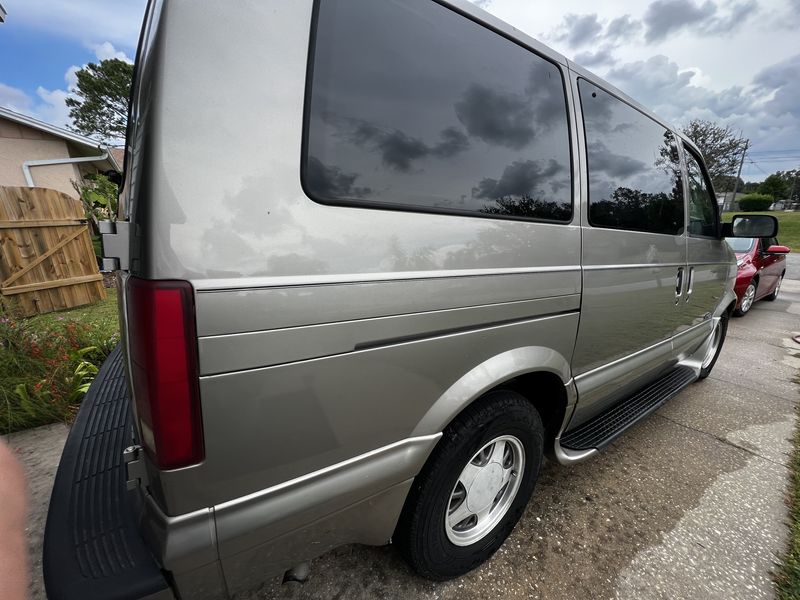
[580, 81, 685, 235]
[304, 0, 572, 222]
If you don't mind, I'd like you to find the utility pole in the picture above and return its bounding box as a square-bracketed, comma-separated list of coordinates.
[730, 137, 748, 210]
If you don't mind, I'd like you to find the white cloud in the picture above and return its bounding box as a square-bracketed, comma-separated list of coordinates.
[574, 47, 617, 67]
[65, 66, 80, 89]
[0, 81, 73, 129]
[10, 0, 146, 52]
[683, 66, 714, 88]
[33, 86, 72, 128]
[91, 42, 133, 63]
[470, 0, 799, 178]
[0, 83, 32, 112]
[0, 59, 80, 130]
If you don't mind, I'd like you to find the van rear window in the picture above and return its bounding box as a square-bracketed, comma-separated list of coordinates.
[303, 0, 573, 223]
[579, 80, 685, 236]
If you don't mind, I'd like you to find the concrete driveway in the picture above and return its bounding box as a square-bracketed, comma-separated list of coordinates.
[6, 277, 800, 600]
[784, 252, 800, 281]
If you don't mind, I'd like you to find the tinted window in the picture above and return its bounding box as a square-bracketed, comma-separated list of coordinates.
[579, 81, 684, 235]
[725, 237, 754, 252]
[684, 148, 719, 237]
[761, 237, 778, 251]
[304, 0, 572, 222]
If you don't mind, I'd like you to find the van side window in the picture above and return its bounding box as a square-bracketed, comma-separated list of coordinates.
[579, 80, 684, 235]
[304, 0, 573, 222]
[684, 147, 719, 238]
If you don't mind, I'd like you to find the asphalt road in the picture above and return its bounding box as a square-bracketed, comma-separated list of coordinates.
[6, 273, 800, 600]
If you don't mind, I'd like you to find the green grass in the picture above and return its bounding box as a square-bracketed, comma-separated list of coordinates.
[25, 287, 120, 342]
[0, 288, 120, 434]
[723, 211, 800, 249]
[776, 391, 800, 600]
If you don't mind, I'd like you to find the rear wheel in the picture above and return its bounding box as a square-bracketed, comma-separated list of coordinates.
[733, 280, 757, 316]
[765, 274, 784, 301]
[395, 390, 543, 580]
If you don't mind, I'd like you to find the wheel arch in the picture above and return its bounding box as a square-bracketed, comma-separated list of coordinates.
[410, 346, 571, 445]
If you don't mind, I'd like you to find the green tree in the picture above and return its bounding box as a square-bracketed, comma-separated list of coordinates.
[681, 120, 746, 192]
[742, 180, 761, 194]
[66, 59, 133, 142]
[758, 173, 792, 200]
[715, 175, 744, 193]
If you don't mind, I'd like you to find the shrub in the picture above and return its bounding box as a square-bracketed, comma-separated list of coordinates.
[738, 193, 773, 212]
[0, 294, 119, 433]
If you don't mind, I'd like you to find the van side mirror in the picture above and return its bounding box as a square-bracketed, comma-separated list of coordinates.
[721, 214, 778, 238]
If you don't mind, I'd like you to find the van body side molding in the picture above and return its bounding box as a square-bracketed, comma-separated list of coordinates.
[214, 434, 442, 558]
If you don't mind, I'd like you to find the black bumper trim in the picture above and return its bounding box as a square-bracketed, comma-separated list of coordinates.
[43, 345, 171, 600]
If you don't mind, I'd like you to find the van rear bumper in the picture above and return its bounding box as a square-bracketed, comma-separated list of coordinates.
[43, 346, 173, 600]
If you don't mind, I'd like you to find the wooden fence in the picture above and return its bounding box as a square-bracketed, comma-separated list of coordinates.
[0, 186, 105, 317]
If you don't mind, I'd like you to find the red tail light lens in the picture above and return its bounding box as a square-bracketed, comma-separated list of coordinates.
[126, 277, 204, 470]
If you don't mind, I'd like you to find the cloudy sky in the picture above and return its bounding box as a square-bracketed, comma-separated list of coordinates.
[1, 0, 798, 180]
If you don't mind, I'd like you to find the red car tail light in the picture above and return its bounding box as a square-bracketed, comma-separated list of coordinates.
[126, 277, 204, 470]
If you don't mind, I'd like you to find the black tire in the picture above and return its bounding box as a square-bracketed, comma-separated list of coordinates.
[395, 390, 543, 580]
[698, 313, 728, 379]
[733, 279, 757, 317]
[764, 273, 784, 301]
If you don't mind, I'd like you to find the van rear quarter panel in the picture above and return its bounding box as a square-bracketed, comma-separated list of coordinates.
[127, 0, 583, 515]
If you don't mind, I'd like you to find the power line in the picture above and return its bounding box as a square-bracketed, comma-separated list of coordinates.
[749, 148, 800, 154]
[746, 159, 770, 176]
[751, 157, 800, 162]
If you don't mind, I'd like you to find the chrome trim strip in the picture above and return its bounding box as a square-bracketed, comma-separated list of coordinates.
[574, 336, 672, 382]
[670, 320, 712, 343]
[584, 262, 732, 271]
[194, 265, 582, 292]
[583, 262, 685, 271]
[574, 319, 710, 383]
[215, 434, 442, 511]
[686, 261, 735, 267]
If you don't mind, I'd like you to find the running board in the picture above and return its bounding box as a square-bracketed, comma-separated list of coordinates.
[559, 366, 697, 451]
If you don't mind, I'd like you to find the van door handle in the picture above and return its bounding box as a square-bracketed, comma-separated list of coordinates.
[675, 267, 684, 304]
[685, 267, 694, 303]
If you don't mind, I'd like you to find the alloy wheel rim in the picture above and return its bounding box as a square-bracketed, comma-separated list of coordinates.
[445, 435, 525, 546]
[741, 283, 756, 313]
[775, 277, 782, 298]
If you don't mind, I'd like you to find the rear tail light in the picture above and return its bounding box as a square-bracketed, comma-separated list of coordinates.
[126, 277, 204, 470]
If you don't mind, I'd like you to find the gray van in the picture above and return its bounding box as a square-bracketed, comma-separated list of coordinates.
[42, 0, 777, 598]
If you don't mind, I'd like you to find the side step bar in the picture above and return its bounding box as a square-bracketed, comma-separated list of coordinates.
[559, 366, 697, 451]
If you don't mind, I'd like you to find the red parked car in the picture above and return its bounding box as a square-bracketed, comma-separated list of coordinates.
[726, 236, 791, 316]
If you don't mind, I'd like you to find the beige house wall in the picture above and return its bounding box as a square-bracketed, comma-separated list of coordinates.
[0, 117, 83, 199]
